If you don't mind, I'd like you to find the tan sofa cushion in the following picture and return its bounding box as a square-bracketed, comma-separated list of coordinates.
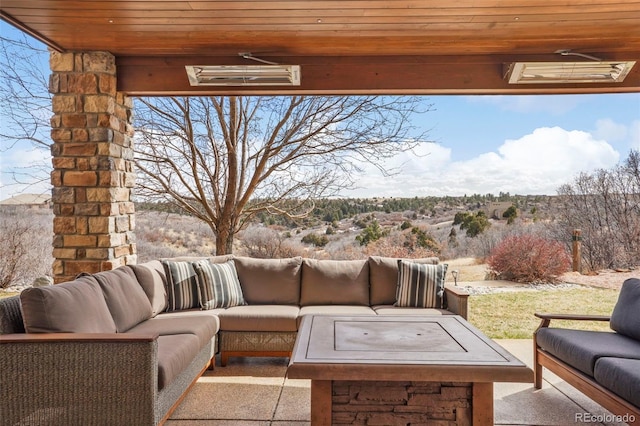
[92, 266, 153, 332]
[130, 260, 168, 316]
[300, 259, 370, 306]
[20, 276, 117, 333]
[297, 305, 376, 328]
[234, 257, 302, 305]
[157, 334, 201, 390]
[368, 256, 439, 306]
[218, 305, 300, 332]
[127, 314, 219, 348]
[372, 305, 452, 315]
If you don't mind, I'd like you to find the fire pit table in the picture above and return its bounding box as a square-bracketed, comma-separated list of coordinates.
[287, 315, 532, 426]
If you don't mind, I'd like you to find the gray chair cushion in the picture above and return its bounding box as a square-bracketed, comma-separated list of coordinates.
[368, 256, 439, 306]
[536, 328, 640, 376]
[92, 266, 153, 332]
[157, 334, 201, 390]
[234, 256, 302, 305]
[126, 314, 219, 348]
[300, 259, 370, 306]
[20, 276, 117, 333]
[130, 260, 168, 316]
[218, 305, 300, 332]
[594, 357, 640, 408]
[610, 278, 640, 341]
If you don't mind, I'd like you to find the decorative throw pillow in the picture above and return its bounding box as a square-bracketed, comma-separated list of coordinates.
[395, 261, 448, 309]
[162, 260, 200, 311]
[192, 259, 246, 310]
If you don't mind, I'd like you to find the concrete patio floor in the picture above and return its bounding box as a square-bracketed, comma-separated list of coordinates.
[167, 339, 627, 426]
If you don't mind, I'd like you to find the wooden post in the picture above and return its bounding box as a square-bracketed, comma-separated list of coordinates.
[572, 229, 582, 272]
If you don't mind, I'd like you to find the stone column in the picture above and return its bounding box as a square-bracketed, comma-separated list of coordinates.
[49, 51, 136, 283]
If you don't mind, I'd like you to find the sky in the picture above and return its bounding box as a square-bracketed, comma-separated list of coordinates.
[1, 21, 639, 200]
[346, 93, 640, 197]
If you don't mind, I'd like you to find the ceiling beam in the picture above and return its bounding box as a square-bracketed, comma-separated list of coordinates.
[117, 55, 640, 96]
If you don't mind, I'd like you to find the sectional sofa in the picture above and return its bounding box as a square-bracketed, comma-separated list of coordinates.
[534, 278, 640, 424]
[0, 255, 468, 425]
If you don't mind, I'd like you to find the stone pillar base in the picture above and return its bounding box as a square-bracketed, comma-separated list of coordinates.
[331, 380, 472, 426]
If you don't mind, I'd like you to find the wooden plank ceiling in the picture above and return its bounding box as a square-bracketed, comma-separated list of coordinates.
[2, 0, 640, 95]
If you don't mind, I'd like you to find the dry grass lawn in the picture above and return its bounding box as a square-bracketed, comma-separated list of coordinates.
[444, 257, 489, 282]
[469, 287, 619, 339]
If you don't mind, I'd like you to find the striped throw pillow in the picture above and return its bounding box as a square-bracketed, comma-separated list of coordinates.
[193, 259, 245, 310]
[162, 260, 200, 311]
[394, 261, 448, 308]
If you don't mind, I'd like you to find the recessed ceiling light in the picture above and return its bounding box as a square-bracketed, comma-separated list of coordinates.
[504, 61, 636, 84]
[185, 65, 301, 86]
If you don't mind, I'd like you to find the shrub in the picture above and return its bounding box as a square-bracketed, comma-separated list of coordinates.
[238, 225, 306, 258]
[502, 205, 517, 224]
[355, 220, 387, 246]
[301, 232, 329, 247]
[487, 234, 571, 283]
[454, 211, 491, 237]
[363, 231, 438, 259]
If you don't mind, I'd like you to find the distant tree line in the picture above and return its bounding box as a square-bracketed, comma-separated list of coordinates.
[555, 150, 640, 271]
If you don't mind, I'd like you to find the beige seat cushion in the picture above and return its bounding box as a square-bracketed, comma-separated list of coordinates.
[218, 305, 300, 332]
[157, 334, 201, 390]
[127, 314, 219, 348]
[92, 266, 153, 332]
[155, 308, 226, 319]
[20, 276, 117, 333]
[235, 257, 302, 305]
[368, 256, 439, 306]
[300, 259, 369, 306]
[297, 305, 376, 328]
[372, 305, 452, 316]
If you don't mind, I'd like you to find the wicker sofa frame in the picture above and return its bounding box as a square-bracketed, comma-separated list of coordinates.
[0, 255, 469, 425]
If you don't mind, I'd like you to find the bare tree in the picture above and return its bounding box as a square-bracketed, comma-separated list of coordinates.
[0, 32, 52, 192]
[134, 96, 432, 254]
[555, 150, 640, 270]
[0, 208, 53, 288]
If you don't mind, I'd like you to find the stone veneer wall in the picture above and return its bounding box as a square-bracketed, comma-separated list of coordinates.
[332, 381, 472, 426]
[49, 51, 136, 283]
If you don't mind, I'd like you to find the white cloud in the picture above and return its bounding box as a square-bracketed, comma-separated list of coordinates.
[342, 126, 620, 197]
